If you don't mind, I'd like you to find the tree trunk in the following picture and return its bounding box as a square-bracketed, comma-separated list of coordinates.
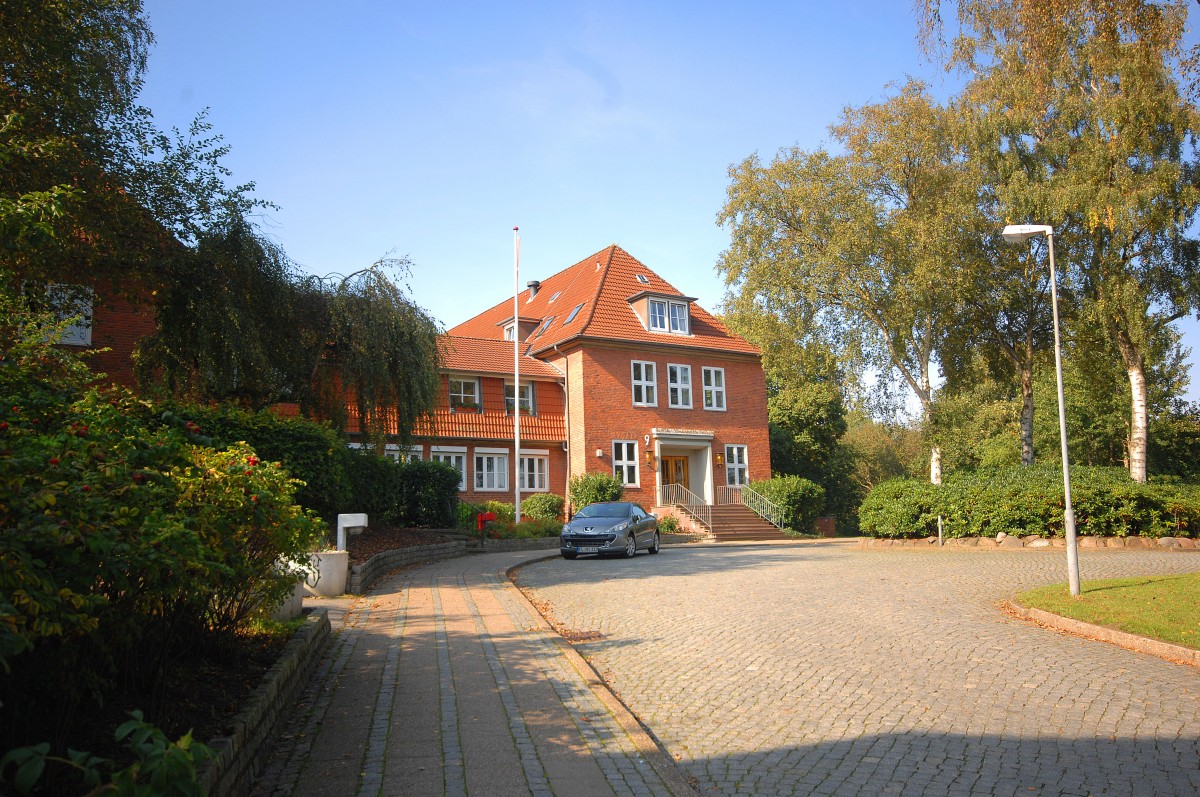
[1019, 364, 1034, 466]
[1126, 364, 1148, 483]
[930, 446, 942, 485]
[1113, 328, 1148, 483]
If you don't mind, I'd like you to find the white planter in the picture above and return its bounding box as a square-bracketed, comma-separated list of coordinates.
[271, 580, 307, 620]
[304, 550, 348, 597]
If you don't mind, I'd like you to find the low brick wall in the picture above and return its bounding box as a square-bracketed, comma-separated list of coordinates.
[349, 541, 466, 594]
[479, 536, 561, 553]
[200, 609, 332, 797]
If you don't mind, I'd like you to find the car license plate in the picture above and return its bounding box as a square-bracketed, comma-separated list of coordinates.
[577, 546, 598, 553]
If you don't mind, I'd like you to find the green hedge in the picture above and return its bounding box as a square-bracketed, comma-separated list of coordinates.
[343, 451, 461, 528]
[749, 475, 826, 534]
[860, 466, 1200, 539]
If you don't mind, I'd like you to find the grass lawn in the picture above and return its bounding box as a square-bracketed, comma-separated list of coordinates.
[1018, 572, 1200, 651]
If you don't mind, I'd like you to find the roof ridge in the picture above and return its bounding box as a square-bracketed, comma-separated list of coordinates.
[578, 244, 617, 333]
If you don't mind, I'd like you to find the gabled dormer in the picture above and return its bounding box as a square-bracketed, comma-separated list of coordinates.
[497, 315, 542, 342]
[627, 290, 696, 336]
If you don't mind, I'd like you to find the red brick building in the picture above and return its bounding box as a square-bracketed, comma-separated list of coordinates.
[407, 244, 772, 519]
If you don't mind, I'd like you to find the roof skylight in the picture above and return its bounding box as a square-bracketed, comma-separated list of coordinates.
[549, 291, 562, 303]
[564, 303, 584, 324]
[635, 274, 650, 284]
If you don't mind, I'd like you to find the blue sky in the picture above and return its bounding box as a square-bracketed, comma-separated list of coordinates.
[137, 1, 1200, 402]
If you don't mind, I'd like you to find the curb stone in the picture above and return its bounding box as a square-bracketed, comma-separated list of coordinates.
[199, 609, 332, 797]
[1005, 599, 1200, 668]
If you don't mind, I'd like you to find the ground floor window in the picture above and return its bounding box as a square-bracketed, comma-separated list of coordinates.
[431, 447, 467, 490]
[518, 454, 548, 491]
[613, 441, 639, 487]
[475, 451, 508, 491]
[725, 444, 747, 486]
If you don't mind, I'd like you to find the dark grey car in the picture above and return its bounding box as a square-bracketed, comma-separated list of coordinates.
[560, 501, 660, 559]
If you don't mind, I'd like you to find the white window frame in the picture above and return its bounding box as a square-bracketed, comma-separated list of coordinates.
[346, 443, 420, 462]
[613, 441, 639, 487]
[47, 284, 93, 346]
[631, 360, 657, 407]
[667, 363, 692, 409]
[703, 367, 726, 411]
[503, 324, 516, 341]
[725, 444, 748, 486]
[474, 448, 509, 491]
[668, 301, 689, 334]
[505, 381, 535, 414]
[648, 299, 667, 331]
[449, 377, 480, 411]
[431, 445, 467, 490]
[518, 448, 549, 492]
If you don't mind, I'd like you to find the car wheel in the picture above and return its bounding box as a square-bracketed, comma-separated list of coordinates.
[648, 531, 661, 554]
[561, 551, 578, 560]
[623, 534, 637, 558]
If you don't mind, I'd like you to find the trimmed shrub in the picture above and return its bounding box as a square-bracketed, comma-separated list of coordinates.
[657, 514, 681, 534]
[521, 493, 565, 521]
[859, 466, 1200, 539]
[568, 472, 624, 510]
[161, 401, 351, 519]
[481, 500, 516, 523]
[749, 475, 826, 535]
[488, 517, 562, 539]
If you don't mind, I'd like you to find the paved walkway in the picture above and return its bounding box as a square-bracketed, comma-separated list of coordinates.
[517, 543, 1200, 797]
[250, 551, 693, 797]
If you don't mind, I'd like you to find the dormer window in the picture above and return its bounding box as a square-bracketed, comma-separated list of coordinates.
[503, 324, 515, 341]
[627, 290, 696, 335]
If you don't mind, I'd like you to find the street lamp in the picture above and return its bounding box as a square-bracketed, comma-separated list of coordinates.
[1001, 224, 1081, 597]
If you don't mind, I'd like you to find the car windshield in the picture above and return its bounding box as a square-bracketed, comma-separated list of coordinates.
[575, 503, 629, 519]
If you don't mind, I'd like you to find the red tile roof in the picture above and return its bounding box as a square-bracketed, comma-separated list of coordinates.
[447, 245, 759, 357]
[440, 335, 564, 379]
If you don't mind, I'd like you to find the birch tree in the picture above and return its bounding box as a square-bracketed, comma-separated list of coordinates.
[919, 0, 1200, 481]
[719, 82, 976, 483]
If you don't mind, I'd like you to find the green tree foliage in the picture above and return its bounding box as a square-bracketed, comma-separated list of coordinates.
[719, 81, 979, 483]
[341, 451, 460, 528]
[923, 0, 1200, 482]
[0, 285, 324, 757]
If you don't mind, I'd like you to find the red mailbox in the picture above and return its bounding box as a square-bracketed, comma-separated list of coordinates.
[476, 511, 497, 531]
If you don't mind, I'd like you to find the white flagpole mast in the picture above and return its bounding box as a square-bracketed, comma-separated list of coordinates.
[513, 226, 522, 523]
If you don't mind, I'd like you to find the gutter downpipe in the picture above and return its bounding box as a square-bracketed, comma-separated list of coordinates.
[553, 343, 570, 513]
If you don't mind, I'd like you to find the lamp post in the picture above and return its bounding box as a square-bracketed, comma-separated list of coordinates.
[1001, 224, 1080, 597]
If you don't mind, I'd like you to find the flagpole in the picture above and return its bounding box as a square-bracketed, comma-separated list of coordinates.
[513, 226, 522, 524]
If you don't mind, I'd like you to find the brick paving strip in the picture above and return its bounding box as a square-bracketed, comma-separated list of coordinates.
[250, 552, 693, 797]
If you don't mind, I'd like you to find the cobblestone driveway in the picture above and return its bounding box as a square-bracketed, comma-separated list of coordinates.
[515, 544, 1200, 797]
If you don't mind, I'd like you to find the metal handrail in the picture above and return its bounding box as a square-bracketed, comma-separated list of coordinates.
[717, 484, 787, 529]
[657, 483, 711, 531]
[741, 485, 787, 529]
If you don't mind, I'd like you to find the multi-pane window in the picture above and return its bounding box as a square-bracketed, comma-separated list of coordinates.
[702, 367, 726, 411]
[631, 361, 657, 406]
[648, 300, 667, 331]
[392, 446, 423, 463]
[449, 378, 480, 411]
[613, 441, 639, 487]
[518, 455, 548, 491]
[726, 445, 748, 486]
[503, 325, 516, 341]
[667, 364, 692, 408]
[669, 302, 689, 333]
[474, 452, 508, 491]
[505, 382, 534, 414]
[432, 448, 467, 490]
[47, 284, 93, 346]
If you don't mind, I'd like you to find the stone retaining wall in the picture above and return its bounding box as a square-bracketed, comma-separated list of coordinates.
[200, 609, 332, 797]
[860, 535, 1200, 549]
[479, 536, 560, 553]
[349, 541, 465, 594]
